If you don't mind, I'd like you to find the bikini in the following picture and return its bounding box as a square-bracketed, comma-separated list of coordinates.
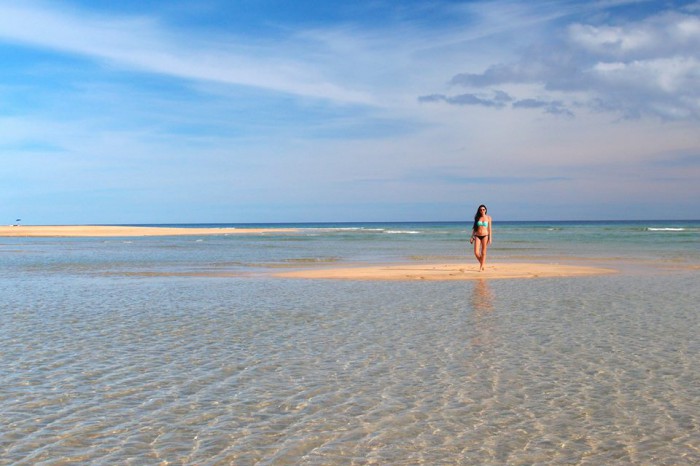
[474, 220, 489, 240]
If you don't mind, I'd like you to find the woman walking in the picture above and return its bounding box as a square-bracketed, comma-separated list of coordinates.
[469, 204, 492, 271]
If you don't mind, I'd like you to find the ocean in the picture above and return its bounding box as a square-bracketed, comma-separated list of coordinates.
[1, 221, 698, 464]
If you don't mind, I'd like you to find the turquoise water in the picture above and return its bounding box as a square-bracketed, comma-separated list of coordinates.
[1, 221, 698, 464]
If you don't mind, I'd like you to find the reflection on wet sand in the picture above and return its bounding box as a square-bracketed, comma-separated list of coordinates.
[471, 279, 494, 313]
[470, 279, 495, 347]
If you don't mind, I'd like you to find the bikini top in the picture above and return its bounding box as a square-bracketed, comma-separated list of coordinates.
[476, 220, 489, 227]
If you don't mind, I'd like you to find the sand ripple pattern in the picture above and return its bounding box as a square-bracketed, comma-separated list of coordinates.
[1, 274, 698, 465]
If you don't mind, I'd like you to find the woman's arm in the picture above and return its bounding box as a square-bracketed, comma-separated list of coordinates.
[488, 216, 493, 244]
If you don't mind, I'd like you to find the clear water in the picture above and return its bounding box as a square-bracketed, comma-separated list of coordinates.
[1, 221, 698, 464]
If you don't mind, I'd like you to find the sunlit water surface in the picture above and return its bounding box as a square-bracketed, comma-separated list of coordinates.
[1, 222, 698, 464]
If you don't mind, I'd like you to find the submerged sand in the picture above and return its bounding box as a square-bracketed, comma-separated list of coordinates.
[0, 225, 297, 237]
[273, 262, 617, 281]
[1, 226, 618, 280]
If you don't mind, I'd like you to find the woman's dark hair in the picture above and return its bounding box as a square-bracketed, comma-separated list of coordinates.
[472, 204, 487, 232]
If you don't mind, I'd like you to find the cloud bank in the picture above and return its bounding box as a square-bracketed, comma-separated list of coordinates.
[422, 4, 700, 120]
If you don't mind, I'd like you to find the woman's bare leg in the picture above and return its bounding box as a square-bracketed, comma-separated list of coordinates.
[478, 237, 489, 271]
[473, 237, 482, 267]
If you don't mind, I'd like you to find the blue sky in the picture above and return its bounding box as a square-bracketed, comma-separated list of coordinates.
[1, 0, 698, 223]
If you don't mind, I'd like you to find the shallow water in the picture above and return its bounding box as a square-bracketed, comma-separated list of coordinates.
[1, 222, 698, 464]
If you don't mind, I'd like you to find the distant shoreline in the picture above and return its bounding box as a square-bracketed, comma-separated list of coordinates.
[0, 225, 298, 237]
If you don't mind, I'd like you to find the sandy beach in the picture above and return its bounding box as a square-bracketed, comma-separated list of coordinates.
[0, 225, 297, 237]
[273, 262, 617, 280]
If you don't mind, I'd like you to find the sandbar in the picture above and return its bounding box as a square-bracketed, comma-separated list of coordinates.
[0, 225, 297, 237]
[273, 262, 617, 281]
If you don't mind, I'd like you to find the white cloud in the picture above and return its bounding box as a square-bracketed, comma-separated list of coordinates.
[592, 56, 699, 92]
[567, 13, 700, 57]
[568, 23, 657, 53]
[435, 5, 700, 120]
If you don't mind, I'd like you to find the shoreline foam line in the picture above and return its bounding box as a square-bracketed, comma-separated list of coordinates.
[273, 262, 618, 281]
[0, 225, 298, 237]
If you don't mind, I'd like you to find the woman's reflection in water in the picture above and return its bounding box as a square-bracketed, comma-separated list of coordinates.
[470, 279, 495, 347]
[471, 279, 494, 313]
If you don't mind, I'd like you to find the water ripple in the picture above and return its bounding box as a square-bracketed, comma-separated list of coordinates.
[1, 274, 698, 464]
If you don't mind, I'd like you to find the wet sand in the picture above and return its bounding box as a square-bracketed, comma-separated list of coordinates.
[0, 225, 297, 237]
[273, 262, 617, 280]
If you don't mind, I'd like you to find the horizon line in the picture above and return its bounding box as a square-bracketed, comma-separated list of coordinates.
[9, 218, 699, 227]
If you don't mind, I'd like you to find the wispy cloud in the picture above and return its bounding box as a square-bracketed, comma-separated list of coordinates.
[648, 151, 700, 168]
[430, 175, 572, 185]
[418, 91, 513, 108]
[0, 2, 372, 103]
[512, 98, 574, 117]
[419, 91, 573, 116]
